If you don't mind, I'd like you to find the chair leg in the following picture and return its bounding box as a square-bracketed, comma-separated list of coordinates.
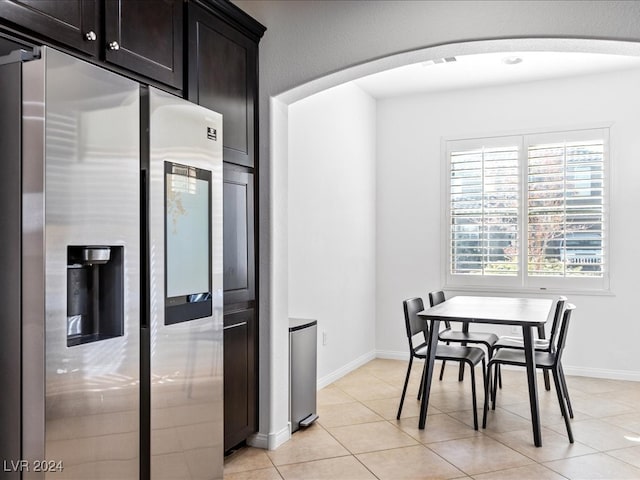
[417, 360, 426, 400]
[492, 364, 499, 401]
[552, 367, 574, 443]
[491, 362, 499, 410]
[489, 347, 502, 390]
[468, 360, 478, 430]
[481, 357, 487, 406]
[439, 341, 451, 381]
[480, 359, 487, 428]
[458, 358, 465, 382]
[439, 359, 447, 381]
[396, 356, 413, 420]
[483, 360, 493, 428]
[559, 363, 574, 418]
[543, 369, 551, 391]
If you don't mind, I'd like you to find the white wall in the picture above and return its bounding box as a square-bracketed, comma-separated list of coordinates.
[288, 83, 377, 386]
[230, 0, 640, 450]
[376, 68, 640, 378]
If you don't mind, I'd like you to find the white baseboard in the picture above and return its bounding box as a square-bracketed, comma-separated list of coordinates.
[247, 424, 291, 450]
[317, 350, 376, 389]
[375, 350, 409, 361]
[562, 365, 640, 382]
[375, 349, 640, 383]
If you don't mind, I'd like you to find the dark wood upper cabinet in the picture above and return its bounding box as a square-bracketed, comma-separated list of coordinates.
[0, 0, 183, 89]
[0, 0, 100, 56]
[187, 2, 257, 167]
[104, 0, 183, 89]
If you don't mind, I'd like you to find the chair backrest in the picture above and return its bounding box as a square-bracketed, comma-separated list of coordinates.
[553, 303, 575, 365]
[428, 290, 445, 307]
[547, 296, 567, 352]
[403, 297, 429, 353]
[428, 290, 451, 329]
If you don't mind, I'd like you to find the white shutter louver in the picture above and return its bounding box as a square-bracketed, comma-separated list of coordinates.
[450, 145, 519, 276]
[527, 137, 605, 278]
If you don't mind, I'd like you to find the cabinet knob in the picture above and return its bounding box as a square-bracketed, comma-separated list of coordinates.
[108, 41, 120, 51]
[85, 31, 97, 41]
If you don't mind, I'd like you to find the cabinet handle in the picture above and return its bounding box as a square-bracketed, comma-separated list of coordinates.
[85, 31, 97, 41]
[108, 41, 120, 51]
[223, 321, 247, 331]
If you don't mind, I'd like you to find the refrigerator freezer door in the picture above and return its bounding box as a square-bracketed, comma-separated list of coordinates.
[22, 48, 141, 479]
[147, 87, 223, 479]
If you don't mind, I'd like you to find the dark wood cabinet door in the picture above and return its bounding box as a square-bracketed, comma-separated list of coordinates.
[223, 164, 255, 306]
[0, 0, 99, 56]
[188, 4, 256, 167]
[223, 308, 257, 451]
[104, 0, 183, 89]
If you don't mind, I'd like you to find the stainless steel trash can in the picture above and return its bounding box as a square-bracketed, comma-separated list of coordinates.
[289, 318, 319, 432]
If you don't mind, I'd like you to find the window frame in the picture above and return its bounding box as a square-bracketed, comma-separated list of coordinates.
[442, 126, 610, 294]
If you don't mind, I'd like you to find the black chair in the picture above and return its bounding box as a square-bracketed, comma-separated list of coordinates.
[397, 297, 486, 430]
[429, 291, 499, 384]
[483, 304, 576, 443]
[493, 296, 570, 409]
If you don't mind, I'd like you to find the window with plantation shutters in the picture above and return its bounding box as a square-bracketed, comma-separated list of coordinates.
[445, 128, 608, 292]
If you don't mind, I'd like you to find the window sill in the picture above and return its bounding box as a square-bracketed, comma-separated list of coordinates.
[443, 283, 615, 297]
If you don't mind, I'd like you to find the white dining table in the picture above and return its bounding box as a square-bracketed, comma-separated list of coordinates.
[417, 295, 553, 447]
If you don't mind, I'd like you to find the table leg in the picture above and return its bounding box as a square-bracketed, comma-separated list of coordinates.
[418, 319, 440, 429]
[523, 325, 542, 447]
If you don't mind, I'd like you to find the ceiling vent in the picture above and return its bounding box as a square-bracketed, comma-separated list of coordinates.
[422, 57, 457, 67]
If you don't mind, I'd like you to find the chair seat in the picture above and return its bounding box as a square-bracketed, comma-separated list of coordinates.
[437, 344, 485, 365]
[494, 336, 550, 350]
[439, 329, 499, 346]
[490, 348, 555, 368]
[414, 342, 484, 366]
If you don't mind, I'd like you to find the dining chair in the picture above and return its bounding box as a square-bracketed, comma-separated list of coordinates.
[483, 303, 576, 443]
[492, 296, 572, 415]
[429, 291, 499, 385]
[398, 297, 486, 430]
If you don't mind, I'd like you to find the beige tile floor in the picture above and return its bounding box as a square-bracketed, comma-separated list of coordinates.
[224, 358, 640, 479]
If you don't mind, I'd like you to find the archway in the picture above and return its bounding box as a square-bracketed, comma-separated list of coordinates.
[260, 37, 640, 450]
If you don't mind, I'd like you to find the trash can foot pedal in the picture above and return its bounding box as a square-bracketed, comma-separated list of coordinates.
[299, 414, 318, 428]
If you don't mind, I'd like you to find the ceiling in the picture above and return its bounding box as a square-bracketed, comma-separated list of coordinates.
[353, 51, 640, 99]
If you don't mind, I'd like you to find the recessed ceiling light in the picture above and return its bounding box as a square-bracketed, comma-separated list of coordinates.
[502, 56, 523, 65]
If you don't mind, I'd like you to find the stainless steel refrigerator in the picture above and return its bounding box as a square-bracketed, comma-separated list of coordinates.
[0, 47, 223, 479]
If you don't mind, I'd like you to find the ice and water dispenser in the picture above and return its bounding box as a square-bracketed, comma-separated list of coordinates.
[66, 245, 124, 346]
